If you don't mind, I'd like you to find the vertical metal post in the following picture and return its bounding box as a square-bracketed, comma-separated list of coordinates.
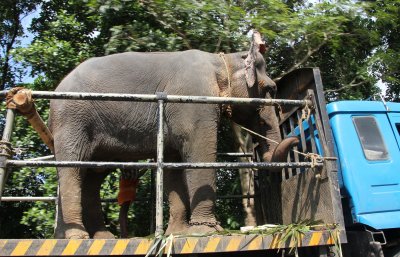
[149, 169, 155, 234]
[155, 98, 165, 237]
[0, 108, 16, 201]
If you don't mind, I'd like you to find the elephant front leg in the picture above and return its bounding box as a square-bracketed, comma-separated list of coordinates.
[56, 167, 89, 239]
[164, 168, 190, 235]
[182, 126, 223, 234]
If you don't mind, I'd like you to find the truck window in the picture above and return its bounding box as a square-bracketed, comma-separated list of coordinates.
[396, 124, 400, 135]
[353, 116, 389, 161]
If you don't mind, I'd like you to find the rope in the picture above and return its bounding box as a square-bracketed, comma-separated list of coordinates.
[301, 104, 311, 121]
[238, 125, 328, 168]
[218, 52, 232, 117]
[0, 140, 13, 158]
[219, 52, 231, 89]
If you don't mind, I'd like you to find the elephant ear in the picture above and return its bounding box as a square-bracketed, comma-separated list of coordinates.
[244, 30, 266, 88]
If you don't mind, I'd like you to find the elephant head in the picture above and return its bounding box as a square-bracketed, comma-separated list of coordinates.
[225, 31, 284, 163]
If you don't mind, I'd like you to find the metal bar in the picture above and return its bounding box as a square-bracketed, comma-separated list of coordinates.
[149, 169, 155, 234]
[2, 194, 259, 203]
[155, 98, 164, 237]
[217, 152, 253, 157]
[6, 160, 323, 169]
[307, 116, 318, 154]
[2, 197, 150, 203]
[281, 123, 290, 180]
[296, 110, 308, 161]
[1, 196, 56, 202]
[6, 160, 158, 169]
[289, 116, 300, 176]
[0, 109, 16, 201]
[0, 90, 311, 106]
[1, 109, 15, 140]
[308, 90, 330, 157]
[26, 155, 54, 161]
[163, 162, 323, 169]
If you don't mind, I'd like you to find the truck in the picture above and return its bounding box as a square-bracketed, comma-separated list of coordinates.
[0, 67, 399, 256]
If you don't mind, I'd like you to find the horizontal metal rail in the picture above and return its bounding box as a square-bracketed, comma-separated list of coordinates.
[2, 194, 259, 202]
[27, 153, 255, 160]
[1, 197, 57, 202]
[0, 90, 311, 106]
[217, 152, 253, 157]
[26, 155, 55, 161]
[6, 160, 323, 169]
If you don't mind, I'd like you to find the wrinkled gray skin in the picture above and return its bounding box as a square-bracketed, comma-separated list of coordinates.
[50, 43, 281, 239]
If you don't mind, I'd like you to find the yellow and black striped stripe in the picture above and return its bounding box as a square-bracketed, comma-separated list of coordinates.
[0, 231, 340, 256]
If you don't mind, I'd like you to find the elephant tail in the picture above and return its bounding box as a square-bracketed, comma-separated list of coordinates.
[270, 136, 300, 162]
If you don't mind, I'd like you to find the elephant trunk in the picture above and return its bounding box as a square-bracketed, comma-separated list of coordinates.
[270, 137, 300, 162]
[257, 102, 299, 164]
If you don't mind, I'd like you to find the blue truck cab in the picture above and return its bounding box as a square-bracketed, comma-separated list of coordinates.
[327, 101, 400, 230]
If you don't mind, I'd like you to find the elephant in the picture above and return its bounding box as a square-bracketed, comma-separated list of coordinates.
[49, 31, 291, 239]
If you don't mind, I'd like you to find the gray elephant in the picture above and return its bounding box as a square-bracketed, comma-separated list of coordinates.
[50, 32, 287, 239]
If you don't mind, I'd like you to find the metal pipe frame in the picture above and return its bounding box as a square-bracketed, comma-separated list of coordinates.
[6, 160, 323, 169]
[217, 152, 253, 157]
[0, 109, 16, 201]
[0, 90, 311, 106]
[2, 194, 259, 202]
[0, 89, 319, 237]
[155, 98, 164, 236]
[1, 197, 57, 202]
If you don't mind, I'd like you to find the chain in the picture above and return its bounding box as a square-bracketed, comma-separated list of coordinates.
[189, 220, 221, 227]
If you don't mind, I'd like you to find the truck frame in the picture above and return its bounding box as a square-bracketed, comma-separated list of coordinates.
[1, 67, 386, 256]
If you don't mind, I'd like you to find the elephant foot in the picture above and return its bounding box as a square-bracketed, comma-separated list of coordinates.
[186, 220, 224, 235]
[65, 228, 90, 239]
[93, 230, 115, 239]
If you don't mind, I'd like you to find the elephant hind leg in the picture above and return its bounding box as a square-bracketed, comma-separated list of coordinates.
[164, 167, 190, 235]
[182, 122, 223, 234]
[82, 170, 115, 239]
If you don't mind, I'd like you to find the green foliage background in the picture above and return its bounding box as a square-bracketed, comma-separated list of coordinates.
[1, 0, 399, 238]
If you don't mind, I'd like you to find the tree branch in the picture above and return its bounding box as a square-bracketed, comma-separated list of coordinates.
[1, 4, 21, 90]
[214, 36, 222, 53]
[274, 33, 328, 81]
[145, 7, 192, 49]
[324, 80, 368, 93]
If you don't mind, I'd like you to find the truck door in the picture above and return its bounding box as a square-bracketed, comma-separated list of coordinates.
[352, 115, 400, 229]
[329, 104, 400, 230]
